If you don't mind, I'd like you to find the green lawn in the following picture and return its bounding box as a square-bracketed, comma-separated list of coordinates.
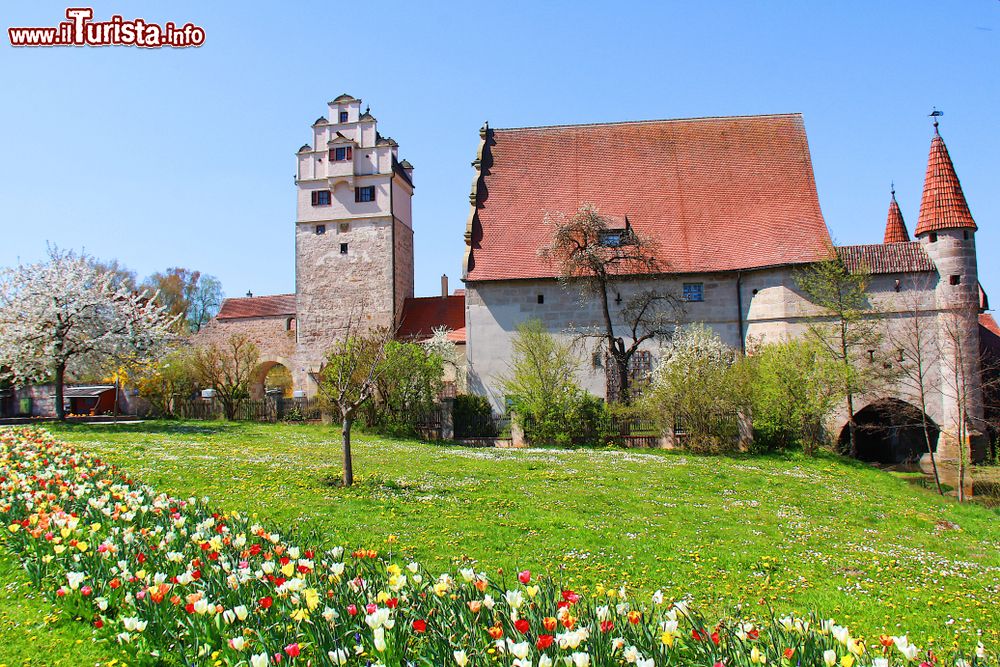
[16, 420, 1000, 651]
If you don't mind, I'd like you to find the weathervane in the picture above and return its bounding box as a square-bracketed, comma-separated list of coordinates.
[929, 107, 944, 133]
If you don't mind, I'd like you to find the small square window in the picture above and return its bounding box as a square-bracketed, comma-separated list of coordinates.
[339, 222, 350, 233]
[311, 190, 331, 206]
[949, 275, 961, 285]
[537, 294, 544, 304]
[355, 186, 375, 202]
[340, 243, 348, 255]
[683, 283, 704, 302]
[315, 224, 326, 235]
[929, 232, 938, 243]
[330, 146, 352, 161]
[339, 111, 349, 123]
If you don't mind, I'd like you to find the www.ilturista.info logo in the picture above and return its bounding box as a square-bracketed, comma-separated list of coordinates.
[8, 8, 205, 48]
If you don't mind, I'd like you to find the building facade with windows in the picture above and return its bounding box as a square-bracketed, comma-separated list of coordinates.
[461, 114, 990, 466]
[196, 95, 464, 398]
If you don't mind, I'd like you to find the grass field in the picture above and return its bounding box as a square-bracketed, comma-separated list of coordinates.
[3, 419, 999, 661]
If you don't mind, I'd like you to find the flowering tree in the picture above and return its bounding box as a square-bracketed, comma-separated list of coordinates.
[539, 204, 682, 404]
[0, 247, 176, 419]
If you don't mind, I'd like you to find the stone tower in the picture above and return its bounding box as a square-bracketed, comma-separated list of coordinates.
[913, 125, 985, 463]
[293, 94, 415, 392]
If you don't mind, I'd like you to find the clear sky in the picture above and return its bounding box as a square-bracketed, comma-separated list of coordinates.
[1, 1, 997, 302]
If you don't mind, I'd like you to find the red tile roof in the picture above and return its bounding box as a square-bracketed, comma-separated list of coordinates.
[397, 295, 466, 343]
[836, 242, 935, 274]
[217, 294, 296, 320]
[883, 193, 910, 243]
[915, 133, 977, 236]
[980, 314, 1000, 358]
[465, 114, 832, 281]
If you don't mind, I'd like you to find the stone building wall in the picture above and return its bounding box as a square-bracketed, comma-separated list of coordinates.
[393, 219, 414, 323]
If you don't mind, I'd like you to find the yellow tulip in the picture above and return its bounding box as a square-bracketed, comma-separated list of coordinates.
[280, 562, 295, 578]
[841, 655, 855, 667]
[7, 524, 20, 533]
[76, 542, 88, 553]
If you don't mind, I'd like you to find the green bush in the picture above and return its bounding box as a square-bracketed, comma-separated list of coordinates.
[453, 394, 496, 438]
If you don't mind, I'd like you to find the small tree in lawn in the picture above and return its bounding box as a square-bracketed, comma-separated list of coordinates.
[191, 334, 259, 420]
[797, 252, 889, 457]
[539, 203, 680, 404]
[0, 247, 176, 420]
[318, 310, 398, 487]
[886, 276, 945, 493]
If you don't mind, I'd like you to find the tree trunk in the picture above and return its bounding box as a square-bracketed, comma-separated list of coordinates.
[54, 361, 66, 421]
[920, 410, 943, 495]
[845, 391, 857, 458]
[342, 416, 354, 487]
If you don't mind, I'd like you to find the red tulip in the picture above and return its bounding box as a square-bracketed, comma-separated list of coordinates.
[536, 634, 554, 650]
[412, 619, 427, 633]
[285, 643, 300, 658]
[515, 619, 530, 634]
[600, 620, 614, 634]
[518, 570, 531, 584]
[259, 595, 273, 609]
[347, 604, 358, 616]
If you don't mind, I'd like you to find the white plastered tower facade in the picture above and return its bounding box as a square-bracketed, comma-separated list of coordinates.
[292, 94, 415, 395]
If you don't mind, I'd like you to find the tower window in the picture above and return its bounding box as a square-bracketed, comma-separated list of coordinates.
[355, 186, 376, 202]
[949, 275, 961, 286]
[964, 231, 969, 240]
[314, 224, 326, 235]
[537, 294, 544, 304]
[311, 190, 331, 206]
[929, 232, 938, 243]
[340, 243, 348, 255]
[330, 146, 353, 161]
[339, 111, 349, 123]
[683, 283, 704, 302]
[339, 222, 350, 233]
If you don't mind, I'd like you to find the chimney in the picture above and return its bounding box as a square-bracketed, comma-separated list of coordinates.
[441, 274, 449, 298]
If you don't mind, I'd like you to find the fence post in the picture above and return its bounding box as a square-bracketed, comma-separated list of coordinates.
[440, 398, 454, 440]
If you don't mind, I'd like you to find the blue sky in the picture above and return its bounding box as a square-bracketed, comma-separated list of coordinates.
[1, 1, 997, 301]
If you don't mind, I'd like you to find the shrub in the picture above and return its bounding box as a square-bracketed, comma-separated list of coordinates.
[453, 394, 496, 438]
[745, 338, 843, 454]
[361, 341, 444, 436]
[644, 324, 751, 453]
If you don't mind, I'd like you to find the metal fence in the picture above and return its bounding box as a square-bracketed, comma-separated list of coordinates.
[454, 412, 511, 439]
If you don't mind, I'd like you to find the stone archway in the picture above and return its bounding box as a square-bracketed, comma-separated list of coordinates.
[251, 357, 293, 400]
[838, 398, 940, 467]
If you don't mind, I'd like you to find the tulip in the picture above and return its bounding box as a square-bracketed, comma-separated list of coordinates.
[453, 650, 469, 667]
[824, 650, 837, 667]
[329, 649, 349, 665]
[518, 570, 531, 584]
[250, 654, 268, 667]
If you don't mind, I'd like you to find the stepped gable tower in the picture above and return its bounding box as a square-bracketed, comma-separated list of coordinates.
[293, 94, 415, 392]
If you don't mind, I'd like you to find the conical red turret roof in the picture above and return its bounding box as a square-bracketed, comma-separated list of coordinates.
[883, 191, 910, 243]
[915, 131, 977, 236]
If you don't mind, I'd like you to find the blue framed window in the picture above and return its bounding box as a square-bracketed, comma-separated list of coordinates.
[683, 283, 704, 302]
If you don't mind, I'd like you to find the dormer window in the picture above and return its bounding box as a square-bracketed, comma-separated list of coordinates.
[339, 111, 349, 123]
[330, 146, 353, 161]
[599, 230, 623, 247]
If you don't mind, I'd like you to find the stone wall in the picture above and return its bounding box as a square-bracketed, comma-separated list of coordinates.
[394, 219, 414, 323]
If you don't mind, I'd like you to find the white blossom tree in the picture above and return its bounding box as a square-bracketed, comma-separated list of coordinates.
[0, 247, 177, 419]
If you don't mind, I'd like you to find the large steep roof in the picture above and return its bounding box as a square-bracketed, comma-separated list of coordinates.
[465, 113, 832, 281]
[397, 295, 465, 343]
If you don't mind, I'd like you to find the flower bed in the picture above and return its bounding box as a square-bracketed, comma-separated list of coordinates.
[0, 427, 992, 666]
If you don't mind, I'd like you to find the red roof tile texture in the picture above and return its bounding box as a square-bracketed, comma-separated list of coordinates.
[883, 194, 910, 243]
[466, 114, 832, 281]
[981, 313, 1000, 338]
[836, 242, 935, 275]
[217, 294, 296, 320]
[915, 133, 977, 236]
[397, 295, 466, 343]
